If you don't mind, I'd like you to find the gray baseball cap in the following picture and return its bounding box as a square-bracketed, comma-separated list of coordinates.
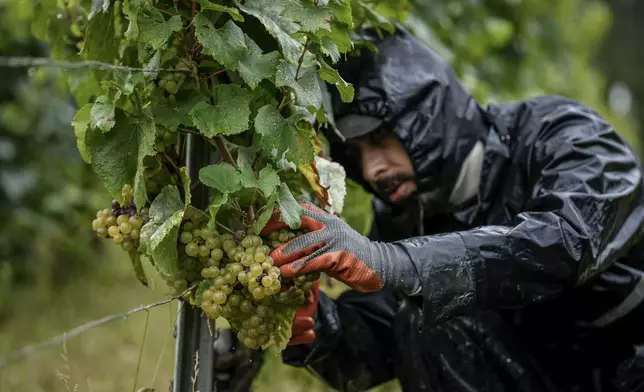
[335, 114, 384, 140]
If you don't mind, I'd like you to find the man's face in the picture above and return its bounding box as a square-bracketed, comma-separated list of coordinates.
[347, 130, 417, 204]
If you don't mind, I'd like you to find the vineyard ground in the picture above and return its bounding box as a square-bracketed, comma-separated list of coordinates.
[0, 244, 400, 392]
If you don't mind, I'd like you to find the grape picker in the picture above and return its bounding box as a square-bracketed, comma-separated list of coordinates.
[261, 26, 644, 391]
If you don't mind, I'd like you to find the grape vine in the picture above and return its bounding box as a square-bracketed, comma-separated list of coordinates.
[33, 0, 409, 351]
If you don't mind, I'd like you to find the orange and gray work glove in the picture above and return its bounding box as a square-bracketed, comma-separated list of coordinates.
[262, 203, 421, 294]
[288, 280, 319, 346]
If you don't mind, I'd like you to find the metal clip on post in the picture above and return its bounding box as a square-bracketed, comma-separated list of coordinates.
[172, 133, 221, 392]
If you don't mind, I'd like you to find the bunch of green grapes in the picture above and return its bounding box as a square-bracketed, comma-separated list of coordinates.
[91, 184, 148, 252]
[158, 66, 187, 95]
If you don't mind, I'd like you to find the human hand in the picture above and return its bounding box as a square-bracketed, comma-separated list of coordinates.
[288, 280, 319, 346]
[261, 203, 415, 293]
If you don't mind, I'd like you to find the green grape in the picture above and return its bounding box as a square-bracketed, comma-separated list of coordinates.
[185, 242, 199, 257]
[173, 279, 188, 292]
[241, 236, 253, 248]
[237, 271, 249, 285]
[119, 222, 132, 235]
[223, 239, 236, 252]
[191, 228, 202, 239]
[250, 263, 263, 278]
[241, 254, 253, 267]
[261, 275, 274, 288]
[240, 300, 253, 313]
[213, 276, 226, 288]
[108, 225, 121, 237]
[200, 228, 214, 239]
[301, 282, 313, 292]
[257, 245, 270, 255]
[254, 253, 266, 263]
[199, 245, 210, 258]
[224, 272, 236, 285]
[270, 282, 281, 294]
[206, 258, 220, 267]
[105, 216, 117, 227]
[235, 252, 244, 262]
[261, 261, 272, 271]
[278, 232, 289, 243]
[228, 263, 243, 275]
[249, 315, 262, 327]
[244, 247, 256, 256]
[92, 217, 106, 230]
[202, 288, 214, 302]
[212, 291, 226, 305]
[210, 248, 224, 261]
[121, 240, 134, 251]
[268, 232, 279, 241]
[205, 304, 222, 319]
[246, 328, 258, 338]
[251, 287, 265, 300]
[182, 221, 194, 232]
[221, 233, 234, 241]
[248, 280, 260, 290]
[117, 214, 129, 225]
[243, 337, 257, 349]
[129, 215, 143, 229]
[295, 275, 307, 285]
[258, 324, 269, 334]
[237, 331, 245, 342]
[269, 266, 280, 276]
[222, 285, 233, 295]
[96, 227, 108, 237]
[130, 229, 140, 240]
[180, 231, 193, 244]
[251, 235, 263, 247]
[228, 293, 242, 307]
[205, 237, 221, 249]
[222, 304, 234, 318]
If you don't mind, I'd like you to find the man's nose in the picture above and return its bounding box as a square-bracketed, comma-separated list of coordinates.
[360, 146, 387, 183]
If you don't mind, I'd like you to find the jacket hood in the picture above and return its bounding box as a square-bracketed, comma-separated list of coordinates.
[327, 26, 491, 211]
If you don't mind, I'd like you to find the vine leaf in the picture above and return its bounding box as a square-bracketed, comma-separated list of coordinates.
[254, 104, 314, 165]
[138, 14, 182, 51]
[90, 95, 116, 132]
[319, 36, 340, 62]
[86, 112, 156, 207]
[270, 305, 297, 351]
[284, 0, 332, 33]
[318, 59, 354, 102]
[194, 15, 247, 71]
[199, 162, 242, 194]
[180, 166, 191, 206]
[235, 0, 306, 65]
[82, 5, 118, 64]
[258, 166, 280, 197]
[196, 0, 244, 21]
[153, 95, 205, 131]
[240, 165, 259, 188]
[139, 186, 185, 276]
[122, 0, 141, 40]
[128, 248, 149, 286]
[71, 104, 93, 164]
[249, 194, 277, 235]
[207, 192, 229, 230]
[318, 22, 351, 53]
[330, 0, 352, 26]
[275, 60, 322, 110]
[189, 85, 253, 137]
[238, 35, 280, 89]
[89, 0, 111, 20]
[277, 183, 303, 229]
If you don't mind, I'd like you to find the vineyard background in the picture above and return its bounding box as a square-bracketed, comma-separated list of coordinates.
[1, 0, 643, 391]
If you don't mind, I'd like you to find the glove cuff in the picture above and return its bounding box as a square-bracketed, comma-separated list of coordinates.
[369, 241, 422, 295]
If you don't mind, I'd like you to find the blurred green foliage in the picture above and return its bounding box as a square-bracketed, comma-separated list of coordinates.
[0, 0, 106, 314]
[405, 0, 639, 152]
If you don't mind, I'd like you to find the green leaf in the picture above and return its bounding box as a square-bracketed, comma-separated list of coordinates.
[89, 0, 111, 20]
[248, 196, 277, 234]
[71, 104, 93, 164]
[153, 95, 206, 131]
[194, 15, 247, 71]
[189, 84, 252, 136]
[128, 249, 148, 286]
[275, 61, 322, 109]
[240, 165, 259, 188]
[238, 35, 281, 89]
[330, 0, 352, 26]
[277, 183, 303, 229]
[90, 95, 116, 132]
[122, 0, 141, 40]
[139, 14, 182, 51]
[319, 36, 340, 62]
[319, 22, 351, 53]
[86, 112, 156, 207]
[207, 192, 229, 230]
[196, 0, 244, 21]
[235, 0, 305, 65]
[318, 59, 354, 102]
[284, 0, 332, 33]
[271, 305, 297, 351]
[194, 280, 213, 305]
[258, 166, 280, 197]
[199, 162, 242, 194]
[139, 186, 185, 275]
[180, 166, 191, 206]
[254, 105, 314, 165]
[82, 5, 118, 64]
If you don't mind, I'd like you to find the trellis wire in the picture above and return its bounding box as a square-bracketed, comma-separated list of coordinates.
[0, 56, 187, 73]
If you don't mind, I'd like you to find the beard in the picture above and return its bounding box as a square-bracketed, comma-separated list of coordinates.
[373, 172, 417, 203]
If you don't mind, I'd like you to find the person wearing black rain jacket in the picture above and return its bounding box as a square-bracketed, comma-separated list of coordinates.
[261, 26, 644, 392]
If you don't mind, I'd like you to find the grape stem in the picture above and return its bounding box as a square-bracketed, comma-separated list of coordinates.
[295, 36, 312, 81]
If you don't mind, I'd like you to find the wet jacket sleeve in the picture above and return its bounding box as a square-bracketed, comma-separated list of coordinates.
[398, 109, 644, 327]
[282, 290, 399, 392]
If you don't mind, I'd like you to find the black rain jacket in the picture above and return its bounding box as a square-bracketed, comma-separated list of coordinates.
[282, 26, 644, 392]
